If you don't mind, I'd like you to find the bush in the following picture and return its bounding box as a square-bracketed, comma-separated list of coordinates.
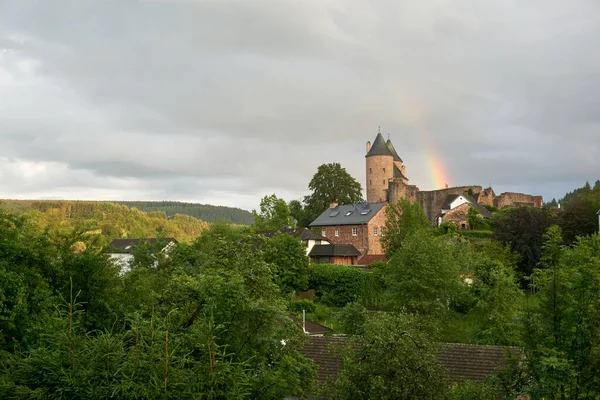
[288, 299, 316, 314]
[308, 264, 370, 307]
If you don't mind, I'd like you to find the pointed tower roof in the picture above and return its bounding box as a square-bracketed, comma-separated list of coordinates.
[386, 139, 403, 163]
[366, 133, 394, 157]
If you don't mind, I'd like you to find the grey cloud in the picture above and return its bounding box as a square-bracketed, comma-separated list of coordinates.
[0, 0, 599, 208]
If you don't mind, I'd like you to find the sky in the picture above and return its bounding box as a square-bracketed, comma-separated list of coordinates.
[0, 0, 598, 211]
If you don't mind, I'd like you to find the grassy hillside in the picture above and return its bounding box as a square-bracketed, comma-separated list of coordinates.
[0, 199, 253, 225]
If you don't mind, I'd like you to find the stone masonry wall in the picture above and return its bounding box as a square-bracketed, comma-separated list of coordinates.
[494, 192, 543, 209]
[417, 186, 483, 223]
[387, 180, 418, 204]
[319, 224, 369, 255]
[366, 205, 388, 255]
[366, 155, 394, 203]
[443, 202, 472, 229]
[476, 187, 495, 207]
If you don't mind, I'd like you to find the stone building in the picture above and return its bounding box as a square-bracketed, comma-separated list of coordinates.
[364, 132, 543, 225]
[309, 202, 388, 265]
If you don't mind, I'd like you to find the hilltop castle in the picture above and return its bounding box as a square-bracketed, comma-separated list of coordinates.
[308, 132, 543, 265]
[365, 132, 543, 223]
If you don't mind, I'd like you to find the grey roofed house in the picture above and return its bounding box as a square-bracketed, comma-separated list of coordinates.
[308, 244, 361, 258]
[365, 133, 394, 157]
[309, 202, 386, 227]
[108, 238, 178, 253]
[441, 194, 492, 219]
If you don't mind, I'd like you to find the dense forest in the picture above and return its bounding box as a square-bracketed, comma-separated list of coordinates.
[1, 200, 254, 225]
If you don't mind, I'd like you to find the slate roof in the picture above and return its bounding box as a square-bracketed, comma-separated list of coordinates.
[300, 336, 520, 386]
[298, 336, 347, 385]
[386, 139, 403, 162]
[108, 238, 177, 253]
[289, 314, 333, 335]
[309, 202, 386, 227]
[366, 133, 394, 157]
[438, 343, 521, 382]
[393, 165, 408, 180]
[308, 244, 361, 257]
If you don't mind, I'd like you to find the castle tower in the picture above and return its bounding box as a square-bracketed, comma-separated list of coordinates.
[366, 133, 395, 202]
[386, 139, 408, 184]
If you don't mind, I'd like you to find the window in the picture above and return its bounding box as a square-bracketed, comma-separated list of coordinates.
[321, 230, 326, 237]
[383, 168, 385, 173]
[374, 227, 378, 236]
[335, 229, 339, 237]
[369, 180, 372, 185]
[345, 211, 353, 216]
[369, 168, 372, 174]
[352, 227, 358, 236]
[383, 180, 385, 185]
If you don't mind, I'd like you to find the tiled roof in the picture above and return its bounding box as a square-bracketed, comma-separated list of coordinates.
[301, 336, 520, 386]
[357, 254, 388, 265]
[299, 336, 347, 385]
[289, 314, 333, 335]
[308, 244, 361, 257]
[309, 202, 386, 227]
[366, 133, 394, 157]
[438, 343, 521, 382]
[108, 238, 177, 253]
[386, 139, 403, 162]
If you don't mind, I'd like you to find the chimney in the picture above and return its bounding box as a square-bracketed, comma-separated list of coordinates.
[302, 310, 307, 334]
[366, 141, 371, 153]
[330, 202, 338, 209]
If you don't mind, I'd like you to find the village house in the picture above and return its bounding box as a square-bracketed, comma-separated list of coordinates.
[107, 237, 178, 271]
[436, 194, 492, 229]
[309, 201, 388, 265]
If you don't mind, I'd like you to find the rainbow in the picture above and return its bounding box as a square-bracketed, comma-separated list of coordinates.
[403, 103, 451, 189]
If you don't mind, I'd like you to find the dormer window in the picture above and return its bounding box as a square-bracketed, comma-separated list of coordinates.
[345, 211, 353, 216]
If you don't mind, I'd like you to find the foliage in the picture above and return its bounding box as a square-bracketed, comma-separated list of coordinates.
[337, 302, 369, 335]
[262, 232, 311, 294]
[252, 194, 294, 230]
[560, 195, 600, 244]
[381, 198, 431, 256]
[302, 163, 363, 226]
[0, 211, 316, 399]
[467, 207, 490, 230]
[521, 229, 600, 398]
[448, 379, 497, 400]
[308, 264, 371, 307]
[328, 312, 449, 399]
[438, 221, 459, 236]
[0, 200, 209, 244]
[492, 206, 559, 284]
[471, 257, 523, 345]
[385, 230, 469, 319]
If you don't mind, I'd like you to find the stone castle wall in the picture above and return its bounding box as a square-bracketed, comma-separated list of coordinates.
[494, 192, 543, 209]
[416, 186, 483, 223]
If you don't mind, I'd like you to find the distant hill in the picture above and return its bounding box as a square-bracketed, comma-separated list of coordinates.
[115, 201, 254, 225]
[0, 200, 254, 225]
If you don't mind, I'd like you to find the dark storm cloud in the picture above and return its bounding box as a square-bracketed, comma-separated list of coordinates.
[0, 0, 599, 209]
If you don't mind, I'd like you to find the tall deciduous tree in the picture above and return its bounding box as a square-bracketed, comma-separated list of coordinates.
[302, 163, 362, 225]
[381, 199, 431, 256]
[492, 206, 559, 284]
[252, 194, 294, 230]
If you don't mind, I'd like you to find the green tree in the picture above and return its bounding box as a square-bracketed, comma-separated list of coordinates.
[560, 196, 600, 244]
[302, 163, 363, 225]
[381, 199, 431, 256]
[329, 312, 449, 399]
[252, 194, 294, 230]
[492, 206, 559, 284]
[385, 229, 468, 319]
[521, 229, 600, 398]
[263, 233, 311, 294]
